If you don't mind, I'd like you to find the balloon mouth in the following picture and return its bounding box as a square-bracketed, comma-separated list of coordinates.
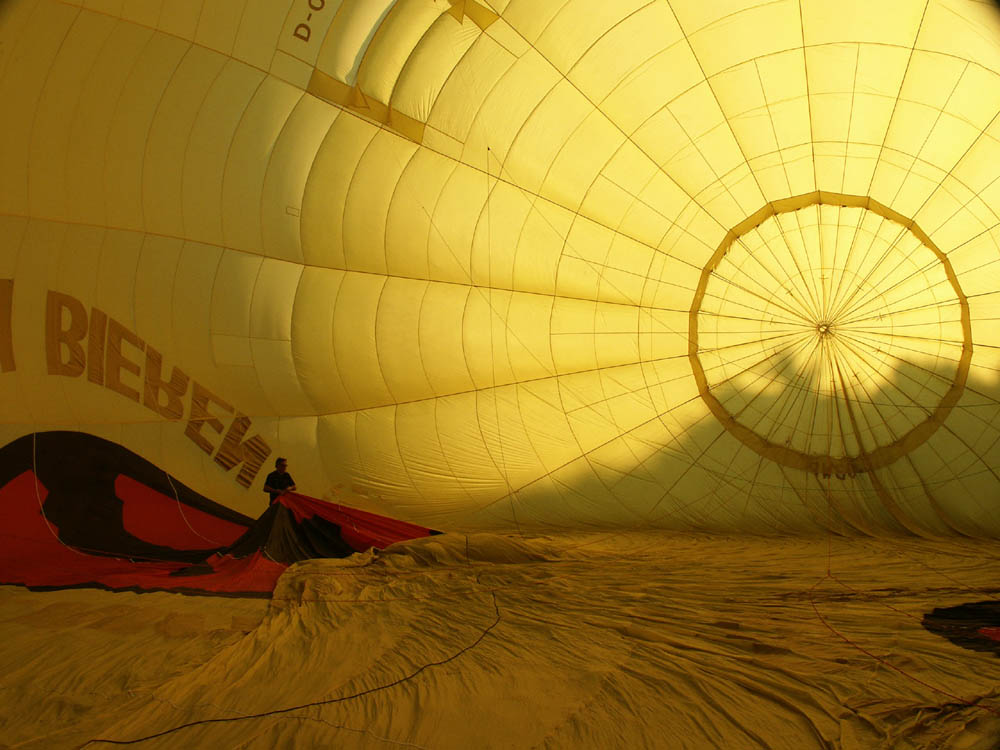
[687, 191, 973, 477]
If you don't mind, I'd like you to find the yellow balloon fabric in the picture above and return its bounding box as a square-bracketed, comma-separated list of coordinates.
[1, 0, 1000, 535]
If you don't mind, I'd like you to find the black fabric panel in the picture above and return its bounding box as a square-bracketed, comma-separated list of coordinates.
[923, 600, 1000, 657]
[219, 504, 354, 564]
[0, 431, 251, 562]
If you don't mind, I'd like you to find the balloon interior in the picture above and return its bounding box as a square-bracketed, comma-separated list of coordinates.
[3, 1, 1000, 748]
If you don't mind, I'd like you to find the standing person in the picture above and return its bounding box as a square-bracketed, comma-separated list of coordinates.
[263, 457, 296, 505]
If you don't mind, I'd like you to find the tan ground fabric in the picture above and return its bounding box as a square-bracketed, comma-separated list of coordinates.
[3, 533, 1000, 749]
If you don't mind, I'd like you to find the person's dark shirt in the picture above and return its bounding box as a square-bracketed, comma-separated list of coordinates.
[265, 470, 295, 504]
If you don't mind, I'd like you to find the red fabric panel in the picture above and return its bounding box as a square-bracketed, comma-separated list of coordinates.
[0, 470, 284, 595]
[278, 492, 434, 552]
[116, 474, 248, 549]
[0, 472, 433, 597]
[978, 627, 1000, 642]
[0, 469, 183, 587]
[0, 469, 69, 577]
[87, 550, 286, 595]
